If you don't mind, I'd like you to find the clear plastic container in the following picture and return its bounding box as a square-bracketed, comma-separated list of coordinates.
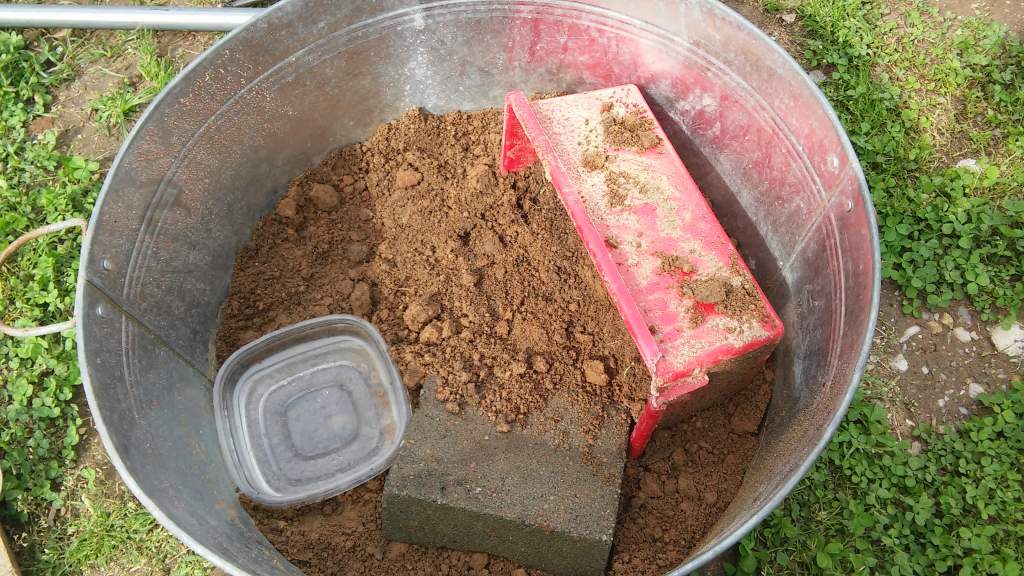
[214, 315, 409, 507]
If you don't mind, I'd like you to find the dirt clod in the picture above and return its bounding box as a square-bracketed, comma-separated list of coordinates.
[386, 541, 410, 559]
[583, 359, 610, 387]
[349, 282, 372, 316]
[395, 167, 422, 188]
[469, 552, 490, 571]
[659, 254, 694, 276]
[468, 163, 497, 192]
[681, 263, 766, 324]
[309, 183, 340, 211]
[276, 196, 299, 219]
[531, 355, 550, 373]
[346, 243, 371, 263]
[639, 475, 663, 499]
[404, 300, 441, 332]
[581, 148, 608, 171]
[689, 276, 728, 304]
[419, 321, 443, 344]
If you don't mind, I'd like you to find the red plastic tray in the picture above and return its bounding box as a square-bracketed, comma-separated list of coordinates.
[500, 85, 784, 457]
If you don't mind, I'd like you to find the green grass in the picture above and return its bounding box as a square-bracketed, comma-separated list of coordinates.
[733, 2, 1024, 572]
[767, 0, 1023, 321]
[89, 30, 176, 134]
[1, 29, 207, 575]
[0, 30, 97, 524]
[734, 379, 1024, 576]
[20, 467, 208, 576]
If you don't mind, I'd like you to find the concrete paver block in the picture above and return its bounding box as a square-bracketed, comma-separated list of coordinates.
[382, 380, 629, 576]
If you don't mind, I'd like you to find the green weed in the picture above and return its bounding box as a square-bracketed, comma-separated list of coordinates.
[734, 379, 1024, 575]
[90, 83, 153, 135]
[134, 30, 177, 89]
[734, 2, 1024, 572]
[20, 468, 209, 576]
[1, 29, 207, 575]
[784, 0, 1024, 320]
[0, 31, 98, 524]
[89, 29, 176, 134]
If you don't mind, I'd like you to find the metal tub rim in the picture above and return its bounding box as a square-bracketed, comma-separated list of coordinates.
[75, 1, 881, 574]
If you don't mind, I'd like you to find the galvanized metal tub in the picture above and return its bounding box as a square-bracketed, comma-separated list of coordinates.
[75, 1, 880, 574]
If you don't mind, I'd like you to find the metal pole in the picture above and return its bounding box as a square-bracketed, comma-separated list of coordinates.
[0, 4, 263, 31]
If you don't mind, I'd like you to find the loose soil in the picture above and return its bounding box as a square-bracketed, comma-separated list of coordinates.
[716, 0, 804, 59]
[680, 262, 766, 324]
[216, 108, 651, 435]
[931, 0, 1024, 33]
[216, 108, 772, 575]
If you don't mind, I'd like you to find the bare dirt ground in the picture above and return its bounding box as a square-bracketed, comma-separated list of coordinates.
[719, 0, 1022, 435]
[869, 285, 1021, 439]
[932, 0, 1024, 33]
[720, 0, 805, 56]
[29, 29, 215, 163]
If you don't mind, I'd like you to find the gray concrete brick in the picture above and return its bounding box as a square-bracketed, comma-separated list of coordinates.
[382, 380, 629, 576]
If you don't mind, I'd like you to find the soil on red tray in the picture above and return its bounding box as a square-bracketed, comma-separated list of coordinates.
[217, 108, 772, 575]
[600, 100, 661, 151]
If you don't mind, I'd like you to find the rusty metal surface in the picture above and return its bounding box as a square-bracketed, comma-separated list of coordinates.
[76, 1, 879, 575]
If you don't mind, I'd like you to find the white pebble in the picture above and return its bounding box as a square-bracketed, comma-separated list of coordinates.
[958, 407, 969, 416]
[782, 12, 797, 23]
[956, 158, 981, 172]
[989, 322, 1023, 358]
[890, 353, 909, 372]
[938, 398, 946, 408]
[952, 327, 972, 344]
[808, 69, 826, 84]
[921, 365, 929, 375]
[968, 382, 986, 399]
[957, 306, 973, 325]
[900, 325, 922, 343]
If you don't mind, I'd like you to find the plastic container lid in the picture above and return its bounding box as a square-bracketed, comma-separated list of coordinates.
[214, 315, 410, 507]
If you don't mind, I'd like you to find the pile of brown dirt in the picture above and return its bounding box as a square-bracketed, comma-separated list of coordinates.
[608, 374, 770, 575]
[217, 108, 772, 576]
[216, 108, 650, 436]
[240, 478, 535, 576]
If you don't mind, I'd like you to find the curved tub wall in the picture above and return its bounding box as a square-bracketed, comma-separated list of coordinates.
[77, 1, 879, 575]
